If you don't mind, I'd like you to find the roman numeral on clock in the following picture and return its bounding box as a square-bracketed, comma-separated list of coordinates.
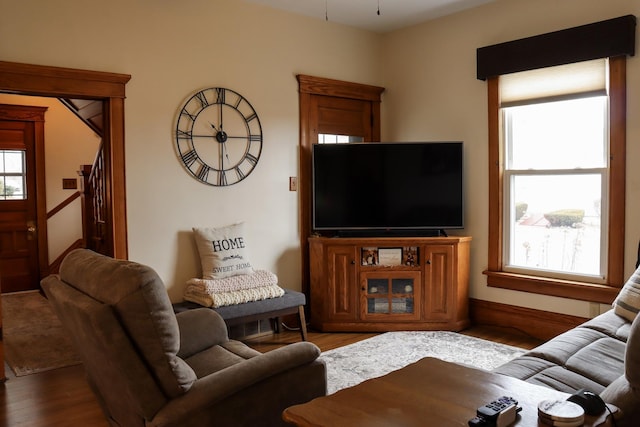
[244, 153, 259, 166]
[235, 166, 245, 180]
[181, 149, 198, 167]
[217, 170, 227, 186]
[195, 91, 209, 108]
[180, 108, 196, 123]
[176, 129, 193, 140]
[196, 164, 210, 182]
[215, 88, 226, 104]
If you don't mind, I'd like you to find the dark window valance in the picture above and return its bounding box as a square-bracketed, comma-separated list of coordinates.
[477, 15, 636, 80]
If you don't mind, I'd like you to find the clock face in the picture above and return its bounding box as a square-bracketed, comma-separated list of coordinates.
[175, 87, 263, 186]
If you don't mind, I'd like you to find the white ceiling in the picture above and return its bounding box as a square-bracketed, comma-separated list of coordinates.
[245, 0, 496, 33]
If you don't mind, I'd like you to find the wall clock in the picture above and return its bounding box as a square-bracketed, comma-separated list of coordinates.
[175, 87, 263, 186]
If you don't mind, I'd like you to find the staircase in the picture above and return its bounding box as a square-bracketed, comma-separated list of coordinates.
[55, 98, 112, 260]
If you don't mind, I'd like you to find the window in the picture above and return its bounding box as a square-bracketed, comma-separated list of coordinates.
[318, 134, 364, 144]
[0, 150, 26, 200]
[503, 95, 608, 281]
[485, 57, 626, 303]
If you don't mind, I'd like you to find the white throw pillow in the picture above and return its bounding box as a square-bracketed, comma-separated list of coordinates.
[193, 223, 254, 279]
[613, 266, 640, 323]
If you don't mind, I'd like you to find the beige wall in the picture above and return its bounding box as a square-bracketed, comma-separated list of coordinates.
[1, 0, 637, 316]
[0, 0, 383, 300]
[381, 0, 640, 316]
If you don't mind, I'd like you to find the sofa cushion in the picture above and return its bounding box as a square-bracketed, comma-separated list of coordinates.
[193, 223, 254, 279]
[59, 249, 197, 398]
[579, 309, 631, 342]
[494, 310, 628, 395]
[564, 337, 626, 386]
[184, 341, 262, 378]
[526, 327, 618, 367]
[626, 311, 640, 388]
[613, 265, 640, 322]
[521, 366, 608, 393]
[599, 314, 640, 427]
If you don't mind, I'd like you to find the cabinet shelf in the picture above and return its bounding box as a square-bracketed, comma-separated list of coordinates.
[309, 236, 471, 332]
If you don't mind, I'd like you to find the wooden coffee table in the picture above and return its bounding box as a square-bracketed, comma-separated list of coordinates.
[282, 357, 615, 427]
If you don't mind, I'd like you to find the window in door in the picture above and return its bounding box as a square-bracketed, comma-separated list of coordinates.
[0, 150, 26, 200]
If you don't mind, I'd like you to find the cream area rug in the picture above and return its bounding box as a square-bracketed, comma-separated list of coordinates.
[2, 291, 81, 376]
[321, 331, 526, 394]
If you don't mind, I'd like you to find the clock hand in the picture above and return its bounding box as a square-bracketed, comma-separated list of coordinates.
[221, 140, 231, 165]
[219, 140, 224, 170]
[219, 103, 224, 133]
[209, 121, 227, 143]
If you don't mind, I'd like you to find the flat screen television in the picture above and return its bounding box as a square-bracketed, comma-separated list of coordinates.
[312, 141, 464, 236]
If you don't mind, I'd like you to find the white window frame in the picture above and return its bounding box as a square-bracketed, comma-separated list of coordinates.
[501, 95, 610, 283]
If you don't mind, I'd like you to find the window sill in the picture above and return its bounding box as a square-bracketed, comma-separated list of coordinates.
[483, 270, 620, 304]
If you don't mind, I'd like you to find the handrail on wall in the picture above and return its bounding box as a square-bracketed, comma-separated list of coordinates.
[46, 191, 81, 219]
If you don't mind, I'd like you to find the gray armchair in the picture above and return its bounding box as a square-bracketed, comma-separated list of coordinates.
[41, 249, 326, 427]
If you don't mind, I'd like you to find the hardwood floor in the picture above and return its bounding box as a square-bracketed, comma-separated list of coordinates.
[0, 326, 543, 426]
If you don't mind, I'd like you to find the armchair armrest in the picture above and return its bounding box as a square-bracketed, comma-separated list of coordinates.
[176, 308, 229, 358]
[151, 342, 324, 426]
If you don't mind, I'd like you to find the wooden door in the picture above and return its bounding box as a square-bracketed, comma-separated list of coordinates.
[326, 245, 358, 321]
[313, 96, 373, 139]
[424, 244, 454, 320]
[297, 75, 384, 298]
[0, 106, 47, 293]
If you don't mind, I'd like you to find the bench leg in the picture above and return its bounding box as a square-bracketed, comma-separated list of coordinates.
[274, 317, 281, 334]
[298, 306, 308, 341]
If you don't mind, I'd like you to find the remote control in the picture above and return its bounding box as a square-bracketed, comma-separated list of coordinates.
[468, 396, 521, 427]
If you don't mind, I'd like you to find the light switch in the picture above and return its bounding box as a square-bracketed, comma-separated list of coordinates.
[289, 177, 298, 191]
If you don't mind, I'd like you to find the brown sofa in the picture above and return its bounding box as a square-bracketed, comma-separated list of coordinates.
[42, 249, 326, 427]
[493, 269, 640, 427]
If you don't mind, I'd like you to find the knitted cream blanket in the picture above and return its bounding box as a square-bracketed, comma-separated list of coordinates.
[184, 269, 284, 308]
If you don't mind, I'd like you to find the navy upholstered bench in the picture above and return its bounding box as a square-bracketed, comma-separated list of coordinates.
[173, 289, 308, 341]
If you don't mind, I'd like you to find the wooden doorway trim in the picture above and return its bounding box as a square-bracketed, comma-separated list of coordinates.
[297, 75, 384, 295]
[0, 61, 131, 259]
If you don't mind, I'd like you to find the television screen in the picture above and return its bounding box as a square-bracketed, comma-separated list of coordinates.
[312, 142, 463, 235]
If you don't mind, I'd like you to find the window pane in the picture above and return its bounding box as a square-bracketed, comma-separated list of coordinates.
[318, 134, 364, 144]
[0, 150, 27, 200]
[506, 97, 607, 170]
[508, 174, 602, 277]
[1, 150, 25, 173]
[1, 176, 26, 200]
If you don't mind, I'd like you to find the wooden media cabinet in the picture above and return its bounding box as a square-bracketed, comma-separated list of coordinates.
[309, 236, 471, 332]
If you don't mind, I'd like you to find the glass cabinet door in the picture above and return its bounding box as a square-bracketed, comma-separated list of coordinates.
[360, 272, 421, 320]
